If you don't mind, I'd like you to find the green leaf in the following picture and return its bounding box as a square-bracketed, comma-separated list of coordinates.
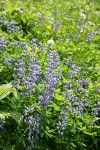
[83, 131, 97, 136]
[11, 111, 23, 124]
[0, 83, 17, 100]
[70, 142, 77, 148]
[0, 66, 4, 72]
[88, 81, 94, 90]
[62, 76, 67, 82]
[55, 88, 61, 93]
[0, 108, 23, 124]
[55, 93, 64, 101]
[0, 138, 15, 150]
[81, 143, 86, 147]
[53, 103, 59, 111]
[79, 126, 86, 131]
[5, 0, 13, 13]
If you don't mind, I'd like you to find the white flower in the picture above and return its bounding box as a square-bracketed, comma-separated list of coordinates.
[0, 114, 5, 119]
[88, 21, 95, 26]
[79, 12, 86, 20]
[2, 11, 6, 15]
[15, 8, 23, 14]
[47, 39, 54, 45]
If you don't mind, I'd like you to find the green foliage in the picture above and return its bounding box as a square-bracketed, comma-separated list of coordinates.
[0, 0, 100, 150]
[0, 83, 17, 100]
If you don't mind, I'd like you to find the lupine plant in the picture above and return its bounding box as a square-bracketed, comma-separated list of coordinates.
[0, 0, 100, 150]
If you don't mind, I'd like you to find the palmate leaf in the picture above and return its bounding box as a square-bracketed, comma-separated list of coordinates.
[0, 138, 15, 150]
[0, 108, 23, 125]
[5, 0, 13, 13]
[0, 83, 17, 100]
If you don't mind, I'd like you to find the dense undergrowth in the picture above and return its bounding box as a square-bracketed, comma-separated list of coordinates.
[0, 0, 100, 149]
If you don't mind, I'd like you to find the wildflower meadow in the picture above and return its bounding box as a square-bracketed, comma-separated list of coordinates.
[0, 0, 100, 149]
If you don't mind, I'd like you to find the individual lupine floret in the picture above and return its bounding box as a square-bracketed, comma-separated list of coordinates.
[10, 41, 19, 47]
[64, 80, 72, 89]
[76, 78, 89, 89]
[65, 58, 74, 67]
[4, 58, 14, 66]
[30, 38, 37, 52]
[68, 65, 81, 79]
[0, 116, 4, 132]
[56, 110, 68, 135]
[10, 41, 26, 51]
[38, 12, 43, 20]
[0, 36, 7, 50]
[10, 41, 27, 53]
[38, 42, 44, 52]
[39, 42, 44, 49]
[75, 78, 89, 95]
[86, 31, 96, 42]
[66, 33, 70, 42]
[0, 17, 4, 25]
[91, 102, 100, 117]
[18, 41, 27, 51]
[18, 41, 29, 56]
[30, 38, 36, 44]
[65, 59, 81, 81]
[52, 20, 60, 30]
[7, 20, 18, 33]
[0, 123, 4, 131]
[94, 86, 100, 93]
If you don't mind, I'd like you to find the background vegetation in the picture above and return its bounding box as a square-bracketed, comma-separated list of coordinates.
[0, 0, 100, 149]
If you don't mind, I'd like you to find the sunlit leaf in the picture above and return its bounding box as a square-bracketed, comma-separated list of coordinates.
[0, 83, 17, 100]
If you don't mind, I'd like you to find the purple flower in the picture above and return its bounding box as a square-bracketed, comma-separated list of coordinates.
[0, 36, 7, 50]
[57, 110, 68, 135]
[7, 20, 18, 33]
[24, 106, 40, 148]
[91, 102, 100, 117]
[12, 57, 41, 98]
[4, 58, 14, 66]
[38, 50, 62, 106]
